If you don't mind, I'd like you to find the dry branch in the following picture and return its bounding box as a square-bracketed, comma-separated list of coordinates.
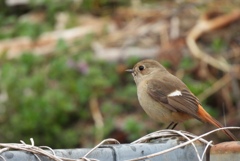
[186, 10, 240, 73]
[0, 16, 106, 59]
[89, 96, 104, 144]
[197, 74, 232, 101]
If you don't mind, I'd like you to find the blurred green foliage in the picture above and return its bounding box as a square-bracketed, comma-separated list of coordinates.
[123, 117, 144, 141]
[211, 38, 227, 53]
[0, 0, 130, 39]
[0, 0, 137, 148]
[0, 38, 127, 148]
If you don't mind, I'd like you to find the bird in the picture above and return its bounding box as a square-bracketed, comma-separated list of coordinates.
[126, 59, 237, 141]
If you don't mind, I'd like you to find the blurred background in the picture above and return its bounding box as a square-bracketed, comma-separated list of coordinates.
[0, 0, 239, 148]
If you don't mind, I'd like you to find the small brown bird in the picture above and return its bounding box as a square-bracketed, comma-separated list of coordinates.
[126, 59, 237, 141]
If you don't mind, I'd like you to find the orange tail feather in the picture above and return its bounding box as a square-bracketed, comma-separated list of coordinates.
[197, 105, 237, 141]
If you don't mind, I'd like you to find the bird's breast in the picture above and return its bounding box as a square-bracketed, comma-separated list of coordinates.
[137, 80, 192, 123]
[137, 80, 173, 123]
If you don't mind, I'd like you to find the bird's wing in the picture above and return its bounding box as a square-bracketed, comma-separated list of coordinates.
[147, 79, 201, 121]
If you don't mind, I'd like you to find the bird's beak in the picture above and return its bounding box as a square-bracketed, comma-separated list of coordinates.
[125, 69, 134, 73]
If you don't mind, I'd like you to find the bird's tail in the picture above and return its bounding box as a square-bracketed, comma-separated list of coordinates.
[197, 105, 238, 141]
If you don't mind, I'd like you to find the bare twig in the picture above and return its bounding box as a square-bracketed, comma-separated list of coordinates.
[89, 96, 104, 144]
[197, 74, 231, 101]
[0, 16, 106, 58]
[186, 10, 240, 72]
[92, 42, 160, 62]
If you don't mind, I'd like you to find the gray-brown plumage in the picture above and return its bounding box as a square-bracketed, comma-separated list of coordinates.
[126, 59, 237, 141]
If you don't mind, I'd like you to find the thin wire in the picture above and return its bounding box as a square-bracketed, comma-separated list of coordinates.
[126, 127, 240, 161]
[80, 138, 120, 161]
[201, 140, 213, 161]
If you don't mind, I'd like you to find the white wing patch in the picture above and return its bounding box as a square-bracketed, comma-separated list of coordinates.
[168, 90, 182, 97]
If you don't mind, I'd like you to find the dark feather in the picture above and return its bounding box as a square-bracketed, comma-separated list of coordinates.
[147, 79, 201, 121]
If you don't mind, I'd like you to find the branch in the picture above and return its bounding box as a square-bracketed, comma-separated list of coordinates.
[186, 10, 240, 73]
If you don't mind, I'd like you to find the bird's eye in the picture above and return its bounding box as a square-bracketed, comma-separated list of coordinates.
[139, 65, 144, 71]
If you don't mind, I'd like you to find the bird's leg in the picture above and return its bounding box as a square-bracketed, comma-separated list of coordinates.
[171, 123, 178, 129]
[166, 122, 174, 129]
[166, 122, 178, 129]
